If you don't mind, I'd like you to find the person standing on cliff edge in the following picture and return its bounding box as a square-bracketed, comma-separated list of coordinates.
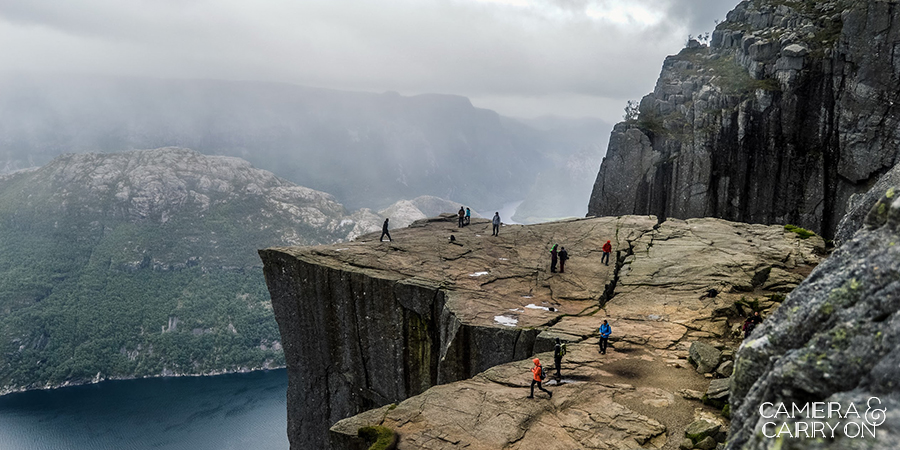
[527, 358, 552, 399]
[492, 212, 501, 236]
[380, 218, 392, 242]
[601, 240, 612, 266]
[598, 319, 611, 354]
[458, 207, 465, 227]
[559, 247, 569, 273]
[550, 244, 558, 273]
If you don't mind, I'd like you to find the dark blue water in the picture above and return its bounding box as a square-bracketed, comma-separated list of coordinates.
[0, 370, 288, 450]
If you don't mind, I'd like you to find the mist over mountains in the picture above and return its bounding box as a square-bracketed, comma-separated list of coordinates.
[0, 73, 609, 219]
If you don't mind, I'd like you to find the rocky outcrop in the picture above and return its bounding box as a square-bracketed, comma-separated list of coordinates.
[835, 161, 900, 245]
[260, 214, 825, 448]
[728, 186, 900, 449]
[588, 0, 900, 239]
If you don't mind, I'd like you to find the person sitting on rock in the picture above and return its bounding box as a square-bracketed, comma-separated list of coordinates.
[465, 207, 471, 226]
[380, 218, 392, 242]
[742, 311, 762, 339]
[550, 244, 558, 273]
[458, 207, 465, 227]
[598, 319, 611, 354]
[601, 240, 612, 265]
[553, 338, 566, 382]
[559, 247, 569, 273]
[528, 358, 552, 399]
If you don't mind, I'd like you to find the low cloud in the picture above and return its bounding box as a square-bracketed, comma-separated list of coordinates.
[0, 0, 736, 120]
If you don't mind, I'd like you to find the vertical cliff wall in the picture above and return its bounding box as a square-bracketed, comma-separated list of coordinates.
[259, 221, 565, 449]
[589, 0, 900, 239]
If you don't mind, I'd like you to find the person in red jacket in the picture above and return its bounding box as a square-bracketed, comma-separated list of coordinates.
[601, 240, 612, 265]
[527, 358, 552, 399]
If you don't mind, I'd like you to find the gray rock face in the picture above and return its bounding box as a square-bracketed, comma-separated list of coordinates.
[728, 187, 900, 449]
[690, 341, 723, 374]
[588, 0, 900, 239]
[834, 161, 900, 245]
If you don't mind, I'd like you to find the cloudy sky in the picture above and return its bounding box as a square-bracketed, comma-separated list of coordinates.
[0, 0, 735, 123]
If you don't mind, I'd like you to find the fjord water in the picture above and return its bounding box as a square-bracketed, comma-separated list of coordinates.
[0, 370, 288, 450]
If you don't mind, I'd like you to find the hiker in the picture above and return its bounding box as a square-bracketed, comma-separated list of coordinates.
[550, 244, 558, 273]
[742, 311, 762, 339]
[559, 247, 569, 273]
[458, 207, 465, 227]
[492, 212, 501, 236]
[380, 218, 392, 242]
[527, 358, 552, 399]
[465, 207, 471, 226]
[553, 338, 566, 382]
[598, 319, 611, 354]
[601, 240, 612, 265]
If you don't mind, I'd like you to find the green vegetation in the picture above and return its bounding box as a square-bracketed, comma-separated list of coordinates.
[0, 157, 353, 391]
[358, 426, 398, 450]
[784, 224, 817, 239]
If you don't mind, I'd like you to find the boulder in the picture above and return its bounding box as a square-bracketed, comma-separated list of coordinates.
[706, 377, 731, 401]
[684, 420, 720, 443]
[715, 360, 734, 378]
[689, 342, 722, 374]
[695, 436, 717, 450]
[680, 437, 695, 450]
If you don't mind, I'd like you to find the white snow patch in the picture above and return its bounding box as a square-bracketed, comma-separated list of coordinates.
[499, 258, 509, 261]
[494, 315, 518, 327]
[521, 295, 533, 299]
[509, 308, 524, 312]
[469, 271, 489, 277]
[525, 304, 551, 311]
[334, 248, 350, 252]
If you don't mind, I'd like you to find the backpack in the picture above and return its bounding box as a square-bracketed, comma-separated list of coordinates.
[560, 343, 567, 357]
[540, 365, 546, 380]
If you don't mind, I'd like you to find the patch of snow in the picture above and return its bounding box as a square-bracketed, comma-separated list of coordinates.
[521, 295, 533, 299]
[494, 315, 518, 327]
[499, 258, 509, 261]
[509, 308, 524, 312]
[469, 271, 489, 277]
[525, 304, 550, 311]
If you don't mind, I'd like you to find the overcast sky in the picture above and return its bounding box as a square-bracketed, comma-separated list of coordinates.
[0, 0, 736, 123]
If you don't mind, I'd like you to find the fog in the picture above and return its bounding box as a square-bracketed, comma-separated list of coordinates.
[0, 0, 737, 220]
[1, 0, 735, 123]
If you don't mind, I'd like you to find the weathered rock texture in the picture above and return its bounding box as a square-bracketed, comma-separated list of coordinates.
[728, 187, 900, 449]
[260, 214, 824, 448]
[589, 0, 900, 239]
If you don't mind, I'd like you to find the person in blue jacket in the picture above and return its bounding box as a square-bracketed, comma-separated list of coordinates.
[598, 319, 611, 354]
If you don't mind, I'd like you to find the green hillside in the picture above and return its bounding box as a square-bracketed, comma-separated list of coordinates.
[0, 148, 379, 392]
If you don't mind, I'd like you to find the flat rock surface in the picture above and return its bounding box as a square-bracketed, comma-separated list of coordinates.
[311, 215, 825, 449]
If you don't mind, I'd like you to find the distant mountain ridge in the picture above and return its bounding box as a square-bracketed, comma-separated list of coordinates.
[0, 147, 381, 393]
[0, 73, 608, 216]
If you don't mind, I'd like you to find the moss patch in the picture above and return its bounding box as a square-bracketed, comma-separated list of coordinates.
[784, 224, 817, 239]
[358, 426, 398, 450]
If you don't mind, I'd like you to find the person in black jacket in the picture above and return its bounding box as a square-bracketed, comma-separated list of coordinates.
[559, 247, 569, 273]
[553, 338, 565, 382]
[380, 218, 392, 242]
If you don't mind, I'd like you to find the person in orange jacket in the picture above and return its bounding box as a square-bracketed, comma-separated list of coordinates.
[601, 240, 612, 265]
[527, 358, 552, 399]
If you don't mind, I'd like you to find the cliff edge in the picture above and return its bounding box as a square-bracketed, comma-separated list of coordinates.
[260, 214, 823, 448]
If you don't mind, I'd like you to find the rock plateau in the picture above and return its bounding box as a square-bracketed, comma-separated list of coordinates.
[260, 214, 824, 448]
